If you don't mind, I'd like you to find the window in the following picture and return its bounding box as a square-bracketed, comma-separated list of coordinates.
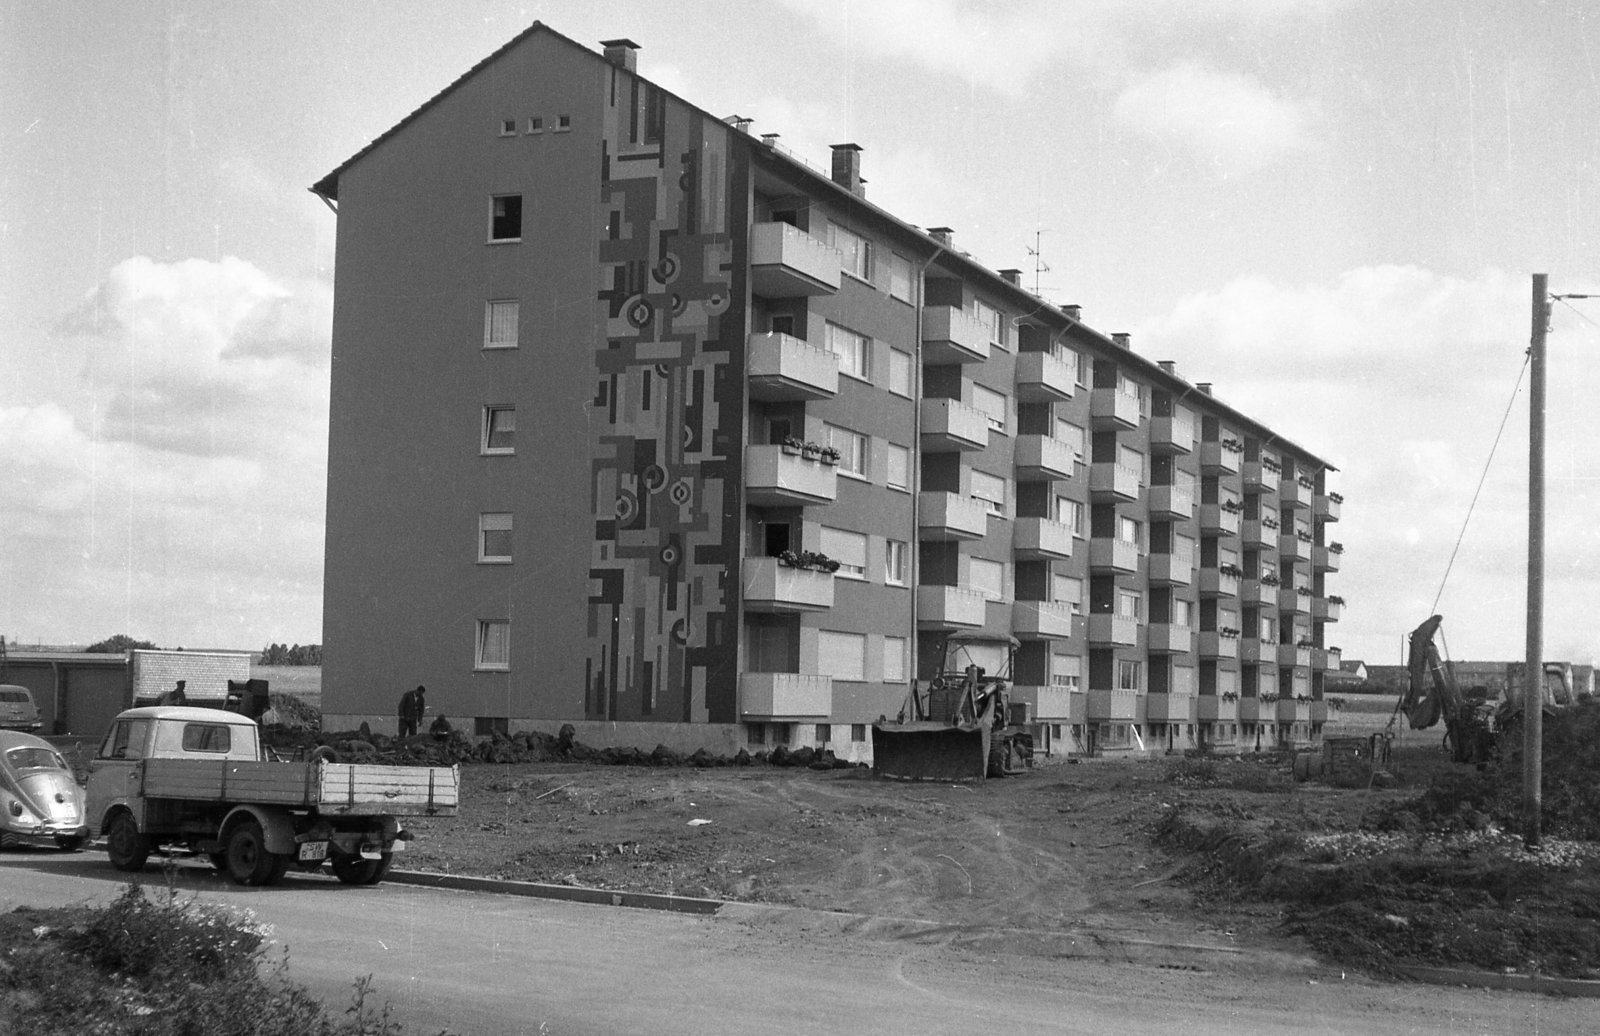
[1054, 419, 1086, 459]
[1075, 350, 1091, 386]
[830, 223, 872, 281]
[851, 723, 867, 742]
[747, 723, 766, 745]
[556, 114, 572, 131]
[824, 322, 871, 381]
[819, 630, 867, 681]
[479, 513, 513, 563]
[886, 443, 910, 492]
[888, 349, 913, 396]
[1118, 516, 1142, 549]
[968, 557, 1005, 600]
[490, 195, 523, 241]
[972, 298, 1008, 348]
[971, 384, 1008, 433]
[1119, 444, 1146, 486]
[482, 406, 515, 454]
[883, 636, 907, 682]
[825, 424, 868, 479]
[1117, 589, 1142, 621]
[1117, 660, 1141, 691]
[181, 724, 232, 754]
[819, 526, 867, 579]
[815, 723, 832, 744]
[1051, 652, 1082, 689]
[971, 470, 1007, 516]
[1055, 496, 1085, 536]
[1260, 615, 1277, 640]
[526, 117, 544, 134]
[884, 539, 907, 586]
[485, 300, 519, 348]
[475, 620, 510, 670]
[888, 253, 914, 302]
[1052, 574, 1083, 613]
[499, 119, 517, 137]
[1173, 598, 1194, 627]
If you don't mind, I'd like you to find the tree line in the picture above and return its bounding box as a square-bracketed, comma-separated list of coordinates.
[259, 643, 322, 666]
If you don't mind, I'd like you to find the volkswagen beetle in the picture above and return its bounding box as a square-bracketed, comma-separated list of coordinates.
[0, 730, 88, 850]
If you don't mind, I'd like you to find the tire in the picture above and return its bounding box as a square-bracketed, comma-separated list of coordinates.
[225, 820, 282, 887]
[309, 745, 340, 765]
[331, 852, 392, 886]
[107, 813, 150, 872]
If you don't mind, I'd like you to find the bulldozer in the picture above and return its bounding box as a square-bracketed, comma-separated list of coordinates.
[872, 633, 1034, 781]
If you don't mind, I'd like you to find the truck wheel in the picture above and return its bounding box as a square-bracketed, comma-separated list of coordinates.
[107, 813, 150, 872]
[331, 852, 392, 886]
[226, 820, 282, 887]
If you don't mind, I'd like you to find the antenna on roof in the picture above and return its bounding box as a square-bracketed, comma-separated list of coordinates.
[1025, 229, 1052, 296]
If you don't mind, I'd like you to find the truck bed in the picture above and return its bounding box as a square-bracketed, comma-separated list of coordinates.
[137, 758, 460, 816]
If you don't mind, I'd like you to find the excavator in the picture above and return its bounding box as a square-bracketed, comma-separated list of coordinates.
[872, 633, 1034, 781]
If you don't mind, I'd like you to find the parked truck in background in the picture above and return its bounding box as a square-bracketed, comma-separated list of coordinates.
[85, 706, 459, 886]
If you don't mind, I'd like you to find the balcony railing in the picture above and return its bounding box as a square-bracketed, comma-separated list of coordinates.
[1197, 695, 1239, 722]
[744, 445, 838, 506]
[1240, 578, 1275, 606]
[1089, 387, 1142, 429]
[1198, 630, 1239, 661]
[919, 398, 989, 452]
[918, 491, 989, 541]
[1012, 600, 1078, 640]
[746, 332, 839, 400]
[1316, 493, 1342, 523]
[1016, 685, 1085, 723]
[1014, 435, 1077, 481]
[1014, 351, 1074, 402]
[1241, 519, 1277, 549]
[1238, 637, 1271, 664]
[1148, 484, 1194, 519]
[1198, 567, 1241, 598]
[741, 557, 835, 612]
[1281, 479, 1313, 509]
[916, 584, 989, 629]
[1313, 597, 1343, 622]
[1314, 545, 1342, 572]
[1198, 503, 1242, 536]
[1086, 614, 1138, 646]
[1087, 537, 1139, 573]
[1146, 623, 1192, 654]
[922, 305, 991, 364]
[1279, 533, 1313, 563]
[1277, 643, 1313, 668]
[1276, 699, 1312, 724]
[1013, 517, 1074, 560]
[1199, 440, 1243, 474]
[1086, 688, 1138, 720]
[1146, 551, 1194, 586]
[1325, 646, 1343, 671]
[1149, 415, 1195, 454]
[749, 222, 842, 297]
[1089, 461, 1140, 501]
[1277, 587, 1312, 614]
[738, 672, 833, 719]
[1146, 692, 1196, 721]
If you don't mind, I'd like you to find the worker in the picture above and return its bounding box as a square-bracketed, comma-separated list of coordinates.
[159, 680, 188, 706]
[397, 685, 426, 738]
[429, 713, 453, 741]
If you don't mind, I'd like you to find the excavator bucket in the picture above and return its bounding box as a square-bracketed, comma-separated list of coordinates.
[872, 720, 992, 781]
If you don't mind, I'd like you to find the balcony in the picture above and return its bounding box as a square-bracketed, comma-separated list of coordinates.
[1014, 351, 1074, 402]
[1086, 614, 1138, 647]
[917, 585, 989, 630]
[1146, 624, 1192, 654]
[1086, 688, 1138, 721]
[1242, 461, 1280, 495]
[1087, 537, 1139, 573]
[1012, 601, 1078, 640]
[1279, 533, 1313, 563]
[1238, 637, 1272, 664]
[1089, 461, 1140, 502]
[1148, 484, 1194, 520]
[1241, 519, 1278, 550]
[1089, 387, 1141, 430]
[1197, 695, 1239, 723]
[920, 398, 989, 452]
[1198, 631, 1239, 661]
[744, 446, 838, 506]
[1014, 435, 1077, 481]
[738, 672, 832, 720]
[1146, 552, 1194, 587]
[1146, 692, 1196, 722]
[1198, 440, 1242, 475]
[1240, 578, 1276, 606]
[741, 557, 835, 613]
[1310, 700, 1329, 724]
[1277, 643, 1313, 668]
[1314, 545, 1342, 572]
[1324, 646, 1342, 671]
[1281, 479, 1313, 510]
[1198, 567, 1241, 598]
[1198, 504, 1242, 537]
[1238, 698, 1266, 724]
[1277, 587, 1312, 614]
[746, 333, 839, 400]
[1276, 699, 1312, 724]
[1013, 517, 1074, 560]
[918, 492, 989, 541]
[1243, 666, 1278, 699]
[1014, 685, 1085, 723]
[1316, 493, 1342, 523]
[1149, 415, 1195, 454]
[749, 222, 841, 297]
[922, 305, 991, 364]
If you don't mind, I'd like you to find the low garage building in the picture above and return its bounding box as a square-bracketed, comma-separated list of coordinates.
[1, 652, 131, 737]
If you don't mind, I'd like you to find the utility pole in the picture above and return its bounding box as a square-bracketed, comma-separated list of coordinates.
[1523, 273, 1547, 850]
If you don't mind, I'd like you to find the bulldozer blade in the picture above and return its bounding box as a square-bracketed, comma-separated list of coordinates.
[872, 722, 991, 782]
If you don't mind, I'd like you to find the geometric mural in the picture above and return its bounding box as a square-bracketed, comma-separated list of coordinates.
[588, 77, 748, 724]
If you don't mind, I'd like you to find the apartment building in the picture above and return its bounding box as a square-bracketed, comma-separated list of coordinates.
[311, 24, 1344, 760]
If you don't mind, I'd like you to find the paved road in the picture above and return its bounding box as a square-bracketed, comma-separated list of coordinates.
[2, 851, 1590, 1035]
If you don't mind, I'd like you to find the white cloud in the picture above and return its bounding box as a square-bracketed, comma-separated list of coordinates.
[1135, 267, 1600, 664]
[1112, 62, 1313, 173]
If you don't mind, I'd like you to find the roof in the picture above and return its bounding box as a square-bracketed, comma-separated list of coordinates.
[114, 706, 259, 725]
[5, 652, 131, 666]
[0, 729, 59, 754]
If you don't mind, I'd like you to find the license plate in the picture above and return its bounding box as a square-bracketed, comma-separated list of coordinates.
[298, 841, 328, 862]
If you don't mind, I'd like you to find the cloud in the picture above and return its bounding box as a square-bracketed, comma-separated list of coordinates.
[1112, 62, 1313, 173]
[1135, 267, 1600, 663]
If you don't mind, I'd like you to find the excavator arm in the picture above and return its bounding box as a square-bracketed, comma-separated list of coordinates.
[1401, 614, 1495, 764]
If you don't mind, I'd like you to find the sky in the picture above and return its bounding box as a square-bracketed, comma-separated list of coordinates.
[3, 0, 1597, 666]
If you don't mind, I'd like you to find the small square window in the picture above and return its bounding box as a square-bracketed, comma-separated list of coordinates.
[747, 722, 766, 746]
[479, 513, 512, 563]
[851, 723, 867, 743]
[490, 194, 522, 242]
[475, 620, 510, 671]
[482, 406, 515, 454]
[815, 723, 831, 745]
[485, 300, 519, 348]
[526, 117, 544, 134]
[556, 114, 572, 132]
[499, 119, 517, 137]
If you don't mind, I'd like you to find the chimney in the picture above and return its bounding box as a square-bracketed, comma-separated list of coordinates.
[600, 39, 640, 72]
[1061, 304, 1081, 321]
[723, 114, 753, 134]
[1196, 382, 1213, 396]
[830, 143, 864, 197]
[1158, 360, 1177, 376]
[760, 133, 781, 147]
[1112, 332, 1131, 349]
[999, 268, 1022, 286]
[928, 226, 953, 246]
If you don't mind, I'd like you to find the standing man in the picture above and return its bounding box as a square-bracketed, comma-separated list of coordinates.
[398, 685, 426, 738]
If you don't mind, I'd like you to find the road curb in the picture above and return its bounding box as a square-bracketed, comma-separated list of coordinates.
[1396, 964, 1600, 998]
[386, 869, 724, 915]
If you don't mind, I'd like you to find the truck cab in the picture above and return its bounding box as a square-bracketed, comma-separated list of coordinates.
[86, 707, 262, 832]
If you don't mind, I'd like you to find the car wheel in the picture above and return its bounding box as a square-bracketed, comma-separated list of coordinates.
[107, 813, 150, 872]
[331, 852, 392, 886]
[225, 820, 281, 887]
